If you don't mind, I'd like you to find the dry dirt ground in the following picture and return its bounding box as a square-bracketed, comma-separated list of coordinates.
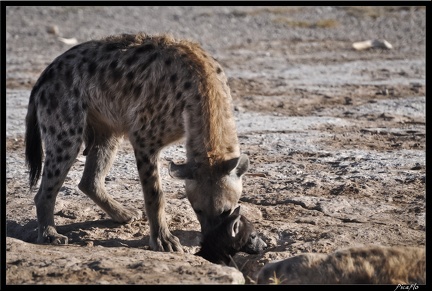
[4, 6, 426, 285]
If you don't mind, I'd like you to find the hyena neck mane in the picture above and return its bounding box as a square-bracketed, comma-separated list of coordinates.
[185, 91, 241, 167]
[176, 39, 240, 167]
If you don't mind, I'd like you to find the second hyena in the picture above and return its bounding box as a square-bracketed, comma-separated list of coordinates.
[196, 206, 267, 265]
[257, 246, 426, 284]
[25, 33, 249, 252]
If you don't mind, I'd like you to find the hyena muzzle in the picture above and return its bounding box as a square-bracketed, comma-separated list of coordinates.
[196, 206, 267, 265]
[25, 33, 249, 252]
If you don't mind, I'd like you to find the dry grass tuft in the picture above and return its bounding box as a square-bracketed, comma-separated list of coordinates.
[272, 17, 339, 29]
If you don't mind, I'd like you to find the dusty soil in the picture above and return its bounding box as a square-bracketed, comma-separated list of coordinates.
[4, 6, 426, 285]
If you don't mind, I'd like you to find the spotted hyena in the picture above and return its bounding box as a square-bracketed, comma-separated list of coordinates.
[25, 33, 250, 252]
[257, 246, 425, 284]
[196, 206, 267, 265]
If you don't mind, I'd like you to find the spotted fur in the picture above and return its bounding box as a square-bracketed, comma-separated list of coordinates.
[25, 33, 249, 251]
[257, 246, 425, 284]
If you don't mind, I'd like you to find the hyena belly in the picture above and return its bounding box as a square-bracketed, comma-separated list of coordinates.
[25, 33, 249, 252]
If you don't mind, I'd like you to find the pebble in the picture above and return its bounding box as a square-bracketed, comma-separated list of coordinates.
[352, 39, 393, 50]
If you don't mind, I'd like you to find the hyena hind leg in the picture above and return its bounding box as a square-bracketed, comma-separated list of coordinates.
[78, 133, 142, 223]
[34, 139, 82, 244]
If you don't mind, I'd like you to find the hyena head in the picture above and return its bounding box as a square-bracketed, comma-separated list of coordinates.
[195, 206, 267, 265]
[169, 154, 249, 235]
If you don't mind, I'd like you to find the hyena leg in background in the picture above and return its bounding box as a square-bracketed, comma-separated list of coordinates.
[78, 130, 142, 223]
[129, 134, 183, 252]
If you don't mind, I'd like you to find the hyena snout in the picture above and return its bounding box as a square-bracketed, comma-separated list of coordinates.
[221, 206, 267, 254]
[169, 154, 250, 235]
[196, 206, 267, 265]
[240, 229, 267, 254]
[199, 206, 237, 236]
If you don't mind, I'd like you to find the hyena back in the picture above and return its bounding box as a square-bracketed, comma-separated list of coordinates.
[25, 33, 249, 252]
[257, 246, 425, 284]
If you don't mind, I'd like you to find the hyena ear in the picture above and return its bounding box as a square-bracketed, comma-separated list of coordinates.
[169, 161, 195, 180]
[224, 154, 249, 177]
[232, 205, 241, 216]
[229, 215, 241, 237]
[229, 213, 242, 238]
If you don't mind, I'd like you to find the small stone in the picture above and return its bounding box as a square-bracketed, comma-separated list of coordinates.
[57, 37, 78, 45]
[352, 39, 393, 50]
[46, 25, 59, 35]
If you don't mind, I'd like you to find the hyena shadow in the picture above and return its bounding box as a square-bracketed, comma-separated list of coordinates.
[7, 219, 200, 248]
[7, 219, 123, 245]
[6, 220, 39, 243]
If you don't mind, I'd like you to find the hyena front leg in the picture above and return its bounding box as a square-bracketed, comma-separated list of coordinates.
[131, 141, 183, 252]
[78, 131, 141, 223]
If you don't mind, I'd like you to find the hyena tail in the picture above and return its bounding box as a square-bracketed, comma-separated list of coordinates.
[25, 93, 43, 189]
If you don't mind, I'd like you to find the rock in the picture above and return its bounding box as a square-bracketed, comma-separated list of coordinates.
[57, 37, 78, 45]
[352, 39, 393, 50]
[5, 237, 245, 284]
[46, 25, 59, 35]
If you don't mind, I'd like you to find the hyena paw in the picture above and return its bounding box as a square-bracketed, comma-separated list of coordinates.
[111, 208, 142, 224]
[37, 226, 68, 245]
[150, 232, 184, 253]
